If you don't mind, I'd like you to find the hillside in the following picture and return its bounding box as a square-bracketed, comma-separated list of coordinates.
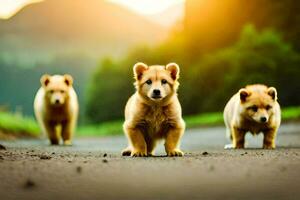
[0, 0, 168, 67]
[0, 0, 168, 117]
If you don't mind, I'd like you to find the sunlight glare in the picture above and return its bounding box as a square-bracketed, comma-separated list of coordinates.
[107, 0, 185, 15]
[0, 0, 185, 19]
[0, 0, 42, 19]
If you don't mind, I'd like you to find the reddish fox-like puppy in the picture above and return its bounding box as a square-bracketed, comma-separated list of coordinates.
[122, 62, 185, 157]
[34, 74, 79, 145]
[224, 84, 281, 149]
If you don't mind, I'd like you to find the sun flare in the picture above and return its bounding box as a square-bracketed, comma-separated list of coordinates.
[0, 0, 42, 19]
[104, 0, 184, 15]
[0, 0, 184, 19]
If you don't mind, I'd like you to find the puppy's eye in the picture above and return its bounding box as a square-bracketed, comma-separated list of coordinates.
[60, 90, 65, 94]
[248, 106, 258, 112]
[161, 79, 167, 84]
[251, 106, 258, 112]
[266, 105, 272, 110]
[49, 90, 54, 94]
[146, 80, 152, 85]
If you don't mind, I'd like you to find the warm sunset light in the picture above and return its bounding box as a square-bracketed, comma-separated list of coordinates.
[1, 0, 300, 199]
[0, 0, 184, 19]
[108, 0, 185, 15]
[0, 0, 41, 19]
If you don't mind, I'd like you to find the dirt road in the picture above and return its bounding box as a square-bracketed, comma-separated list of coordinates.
[0, 123, 300, 200]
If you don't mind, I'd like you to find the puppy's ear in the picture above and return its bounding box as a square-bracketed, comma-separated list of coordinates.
[64, 74, 73, 86]
[40, 74, 51, 87]
[133, 62, 148, 80]
[166, 63, 180, 80]
[239, 88, 250, 102]
[267, 87, 277, 100]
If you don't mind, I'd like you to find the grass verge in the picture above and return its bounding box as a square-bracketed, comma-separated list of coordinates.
[1, 106, 300, 137]
[77, 106, 300, 136]
[0, 112, 40, 137]
[77, 120, 123, 136]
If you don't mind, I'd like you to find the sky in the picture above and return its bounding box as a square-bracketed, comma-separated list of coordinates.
[0, 0, 185, 19]
[108, 0, 184, 15]
[0, 0, 40, 18]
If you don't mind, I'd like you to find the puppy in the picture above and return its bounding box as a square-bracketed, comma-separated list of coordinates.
[122, 63, 185, 157]
[34, 74, 79, 145]
[224, 84, 281, 149]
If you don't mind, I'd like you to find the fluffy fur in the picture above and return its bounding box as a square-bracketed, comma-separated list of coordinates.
[224, 84, 281, 149]
[34, 74, 79, 145]
[122, 62, 185, 157]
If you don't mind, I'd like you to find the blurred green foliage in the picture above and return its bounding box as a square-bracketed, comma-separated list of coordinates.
[85, 58, 133, 122]
[77, 120, 124, 136]
[0, 112, 40, 136]
[86, 25, 300, 122]
[282, 107, 300, 121]
[183, 25, 300, 113]
[184, 0, 300, 54]
[1, 0, 300, 127]
[3, 105, 299, 137]
[0, 53, 93, 122]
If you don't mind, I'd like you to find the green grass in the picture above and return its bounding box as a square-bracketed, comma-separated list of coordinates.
[0, 112, 40, 136]
[77, 106, 300, 136]
[76, 112, 224, 136]
[1, 106, 300, 137]
[185, 112, 223, 128]
[281, 106, 300, 121]
[77, 120, 123, 137]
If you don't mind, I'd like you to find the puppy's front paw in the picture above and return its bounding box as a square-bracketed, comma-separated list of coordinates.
[263, 144, 275, 149]
[234, 146, 244, 149]
[167, 149, 184, 157]
[234, 143, 245, 149]
[63, 140, 72, 146]
[121, 148, 132, 156]
[50, 138, 59, 145]
[131, 150, 147, 157]
[224, 143, 234, 149]
[147, 152, 155, 157]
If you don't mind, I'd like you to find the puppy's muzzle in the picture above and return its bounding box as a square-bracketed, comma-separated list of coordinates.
[151, 89, 162, 99]
[260, 116, 268, 123]
[52, 98, 63, 106]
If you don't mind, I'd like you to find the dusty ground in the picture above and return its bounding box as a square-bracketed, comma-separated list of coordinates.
[0, 123, 300, 200]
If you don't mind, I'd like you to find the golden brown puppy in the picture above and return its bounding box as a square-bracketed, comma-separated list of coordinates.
[122, 62, 185, 157]
[34, 74, 79, 145]
[224, 84, 281, 149]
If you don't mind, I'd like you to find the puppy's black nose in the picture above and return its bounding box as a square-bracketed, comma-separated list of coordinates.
[153, 89, 161, 96]
[260, 117, 267, 123]
[55, 99, 60, 104]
